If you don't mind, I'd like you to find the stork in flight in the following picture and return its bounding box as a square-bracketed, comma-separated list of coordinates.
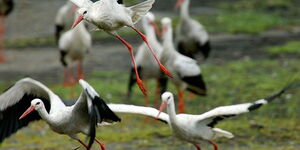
[108, 82, 299, 150]
[175, 0, 211, 59]
[160, 17, 207, 113]
[127, 12, 167, 107]
[59, 14, 92, 87]
[69, 0, 172, 96]
[0, 0, 14, 62]
[0, 78, 121, 150]
[55, 0, 123, 43]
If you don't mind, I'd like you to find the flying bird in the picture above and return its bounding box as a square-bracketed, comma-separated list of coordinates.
[175, 0, 211, 59]
[160, 17, 207, 113]
[69, 0, 172, 96]
[108, 82, 299, 150]
[0, 78, 121, 150]
[59, 14, 92, 87]
[0, 0, 14, 62]
[127, 12, 167, 107]
[55, 0, 123, 43]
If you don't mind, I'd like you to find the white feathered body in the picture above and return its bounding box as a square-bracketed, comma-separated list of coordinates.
[58, 21, 92, 64]
[161, 24, 201, 89]
[80, 0, 155, 33]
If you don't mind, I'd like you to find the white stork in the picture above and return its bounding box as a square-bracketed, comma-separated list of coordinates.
[0, 78, 121, 150]
[160, 17, 207, 113]
[69, 0, 172, 96]
[127, 12, 167, 107]
[59, 14, 92, 87]
[55, 1, 78, 43]
[0, 0, 14, 62]
[55, 0, 123, 43]
[175, 0, 211, 59]
[108, 83, 299, 150]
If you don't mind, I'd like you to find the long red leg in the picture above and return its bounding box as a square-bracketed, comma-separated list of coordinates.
[209, 140, 218, 150]
[177, 87, 185, 113]
[77, 139, 89, 150]
[115, 35, 147, 96]
[0, 15, 6, 62]
[131, 27, 172, 78]
[63, 67, 75, 87]
[193, 144, 201, 150]
[77, 61, 84, 80]
[63, 67, 69, 87]
[95, 138, 106, 150]
[69, 68, 75, 86]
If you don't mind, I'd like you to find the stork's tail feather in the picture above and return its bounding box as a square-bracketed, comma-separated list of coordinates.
[212, 128, 234, 139]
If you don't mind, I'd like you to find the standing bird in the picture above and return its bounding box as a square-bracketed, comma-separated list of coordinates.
[175, 0, 210, 59]
[55, 1, 78, 43]
[160, 17, 207, 113]
[59, 14, 92, 87]
[108, 82, 299, 150]
[127, 12, 167, 107]
[0, 78, 121, 150]
[0, 0, 14, 62]
[69, 0, 172, 96]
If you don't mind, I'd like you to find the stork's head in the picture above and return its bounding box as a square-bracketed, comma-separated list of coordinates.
[160, 17, 172, 39]
[19, 99, 44, 120]
[157, 92, 173, 118]
[142, 12, 161, 37]
[72, 7, 90, 28]
[175, 0, 185, 9]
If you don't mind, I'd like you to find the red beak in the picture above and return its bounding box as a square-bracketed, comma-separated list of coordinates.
[72, 15, 84, 28]
[156, 101, 167, 118]
[162, 25, 167, 36]
[149, 21, 161, 37]
[175, 0, 185, 9]
[19, 105, 35, 120]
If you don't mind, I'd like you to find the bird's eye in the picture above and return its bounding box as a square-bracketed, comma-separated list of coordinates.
[167, 96, 171, 100]
[83, 11, 87, 15]
[36, 102, 41, 105]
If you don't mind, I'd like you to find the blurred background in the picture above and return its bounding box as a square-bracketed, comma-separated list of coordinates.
[0, 0, 300, 149]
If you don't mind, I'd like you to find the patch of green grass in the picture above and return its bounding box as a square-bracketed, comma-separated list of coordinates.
[4, 37, 55, 48]
[219, 0, 294, 12]
[265, 41, 300, 55]
[195, 11, 288, 34]
[0, 58, 300, 149]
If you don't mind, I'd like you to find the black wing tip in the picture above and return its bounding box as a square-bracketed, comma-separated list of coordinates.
[248, 103, 263, 112]
[95, 96, 121, 122]
[264, 82, 300, 102]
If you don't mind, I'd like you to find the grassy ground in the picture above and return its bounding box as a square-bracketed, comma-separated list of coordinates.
[0, 56, 299, 149]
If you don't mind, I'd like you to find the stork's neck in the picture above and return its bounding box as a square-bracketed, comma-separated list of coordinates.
[37, 106, 52, 124]
[162, 26, 177, 60]
[167, 99, 178, 123]
[180, 0, 190, 19]
[144, 24, 159, 45]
